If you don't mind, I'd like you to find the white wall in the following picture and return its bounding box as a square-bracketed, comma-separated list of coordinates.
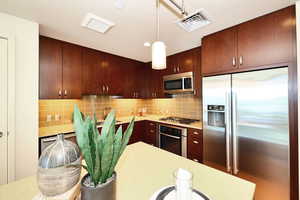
[0, 12, 39, 180]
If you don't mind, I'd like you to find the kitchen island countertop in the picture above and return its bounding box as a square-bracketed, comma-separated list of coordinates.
[0, 142, 255, 200]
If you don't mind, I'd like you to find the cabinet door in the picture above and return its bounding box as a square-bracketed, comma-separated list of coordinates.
[135, 62, 148, 98]
[62, 43, 82, 99]
[178, 50, 194, 73]
[151, 69, 164, 98]
[104, 54, 124, 96]
[123, 60, 137, 98]
[165, 55, 177, 75]
[39, 36, 62, 99]
[202, 28, 237, 75]
[237, 6, 295, 69]
[193, 47, 202, 98]
[97, 51, 109, 95]
[123, 121, 144, 145]
[143, 63, 153, 98]
[82, 48, 100, 95]
[143, 121, 157, 146]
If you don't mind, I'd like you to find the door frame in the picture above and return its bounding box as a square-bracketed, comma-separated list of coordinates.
[0, 31, 15, 183]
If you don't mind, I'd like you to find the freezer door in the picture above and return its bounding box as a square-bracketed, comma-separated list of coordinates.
[232, 68, 289, 200]
[202, 75, 231, 172]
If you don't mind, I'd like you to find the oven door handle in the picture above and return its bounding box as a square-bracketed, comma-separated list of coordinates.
[160, 133, 181, 140]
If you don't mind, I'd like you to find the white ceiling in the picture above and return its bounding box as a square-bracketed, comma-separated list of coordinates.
[0, 0, 296, 62]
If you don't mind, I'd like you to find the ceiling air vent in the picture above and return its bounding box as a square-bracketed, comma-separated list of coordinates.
[176, 9, 211, 32]
[81, 13, 115, 34]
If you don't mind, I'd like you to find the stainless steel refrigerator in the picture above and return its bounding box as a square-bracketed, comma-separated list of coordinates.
[202, 67, 289, 200]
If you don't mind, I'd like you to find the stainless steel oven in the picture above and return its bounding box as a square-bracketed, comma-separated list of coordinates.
[163, 72, 194, 94]
[158, 124, 187, 157]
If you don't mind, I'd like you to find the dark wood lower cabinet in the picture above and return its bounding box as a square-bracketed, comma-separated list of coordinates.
[187, 128, 203, 163]
[122, 121, 145, 145]
[96, 121, 203, 163]
[143, 121, 158, 146]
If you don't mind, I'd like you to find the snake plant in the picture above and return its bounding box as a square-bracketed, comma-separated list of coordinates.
[73, 105, 135, 185]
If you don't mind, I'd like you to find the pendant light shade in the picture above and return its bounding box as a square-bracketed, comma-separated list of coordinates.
[152, 41, 166, 70]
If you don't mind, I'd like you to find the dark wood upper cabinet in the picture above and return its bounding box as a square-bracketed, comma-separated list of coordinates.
[62, 42, 82, 99]
[202, 28, 237, 75]
[103, 53, 124, 96]
[40, 36, 83, 99]
[82, 48, 101, 95]
[237, 6, 295, 70]
[39, 36, 63, 99]
[201, 6, 295, 76]
[177, 49, 196, 73]
[193, 47, 202, 98]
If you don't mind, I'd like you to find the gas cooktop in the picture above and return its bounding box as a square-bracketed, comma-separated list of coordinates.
[159, 117, 200, 125]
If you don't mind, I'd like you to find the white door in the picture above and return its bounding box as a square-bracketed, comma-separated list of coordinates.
[0, 37, 8, 184]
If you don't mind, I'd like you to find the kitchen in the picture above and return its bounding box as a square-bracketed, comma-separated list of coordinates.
[0, 0, 299, 200]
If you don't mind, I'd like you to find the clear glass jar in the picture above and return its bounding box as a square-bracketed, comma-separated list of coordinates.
[174, 168, 193, 200]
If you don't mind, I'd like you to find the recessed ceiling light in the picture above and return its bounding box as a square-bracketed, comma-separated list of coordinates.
[144, 42, 151, 47]
[81, 13, 115, 34]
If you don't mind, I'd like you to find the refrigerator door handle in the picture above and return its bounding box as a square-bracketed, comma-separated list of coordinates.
[232, 92, 239, 175]
[225, 92, 232, 173]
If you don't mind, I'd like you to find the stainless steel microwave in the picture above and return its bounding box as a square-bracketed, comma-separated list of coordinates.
[163, 72, 194, 94]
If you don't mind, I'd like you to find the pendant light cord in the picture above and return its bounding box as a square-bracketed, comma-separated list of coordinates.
[156, 0, 159, 41]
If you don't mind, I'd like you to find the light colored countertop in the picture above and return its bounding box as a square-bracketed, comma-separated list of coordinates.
[0, 142, 255, 200]
[39, 115, 202, 138]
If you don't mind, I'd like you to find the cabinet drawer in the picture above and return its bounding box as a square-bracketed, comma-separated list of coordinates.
[188, 138, 202, 154]
[187, 128, 203, 163]
[187, 152, 202, 163]
[188, 129, 202, 140]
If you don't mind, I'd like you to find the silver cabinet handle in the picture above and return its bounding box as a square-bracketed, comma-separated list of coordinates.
[193, 140, 199, 144]
[102, 85, 105, 92]
[232, 57, 236, 66]
[193, 131, 199, 135]
[58, 90, 62, 96]
[174, 67, 176, 73]
[193, 159, 199, 162]
[106, 85, 109, 92]
[239, 56, 243, 65]
[0, 132, 3, 138]
[150, 130, 154, 133]
[64, 89, 67, 96]
[150, 123, 154, 126]
[177, 66, 180, 72]
[232, 92, 239, 175]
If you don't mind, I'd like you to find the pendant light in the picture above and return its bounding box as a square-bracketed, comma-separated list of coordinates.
[152, 0, 166, 70]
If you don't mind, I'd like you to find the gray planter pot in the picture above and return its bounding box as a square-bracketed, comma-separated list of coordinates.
[81, 173, 116, 200]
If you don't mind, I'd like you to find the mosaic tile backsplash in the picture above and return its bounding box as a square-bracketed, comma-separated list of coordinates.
[39, 95, 202, 127]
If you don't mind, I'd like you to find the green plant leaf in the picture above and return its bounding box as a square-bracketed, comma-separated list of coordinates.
[100, 119, 115, 183]
[91, 118, 102, 185]
[73, 106, 95, 181]
[119, 117, 135, 156]
[100, 111, 116, 141]
[107, 125, 123, 178]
